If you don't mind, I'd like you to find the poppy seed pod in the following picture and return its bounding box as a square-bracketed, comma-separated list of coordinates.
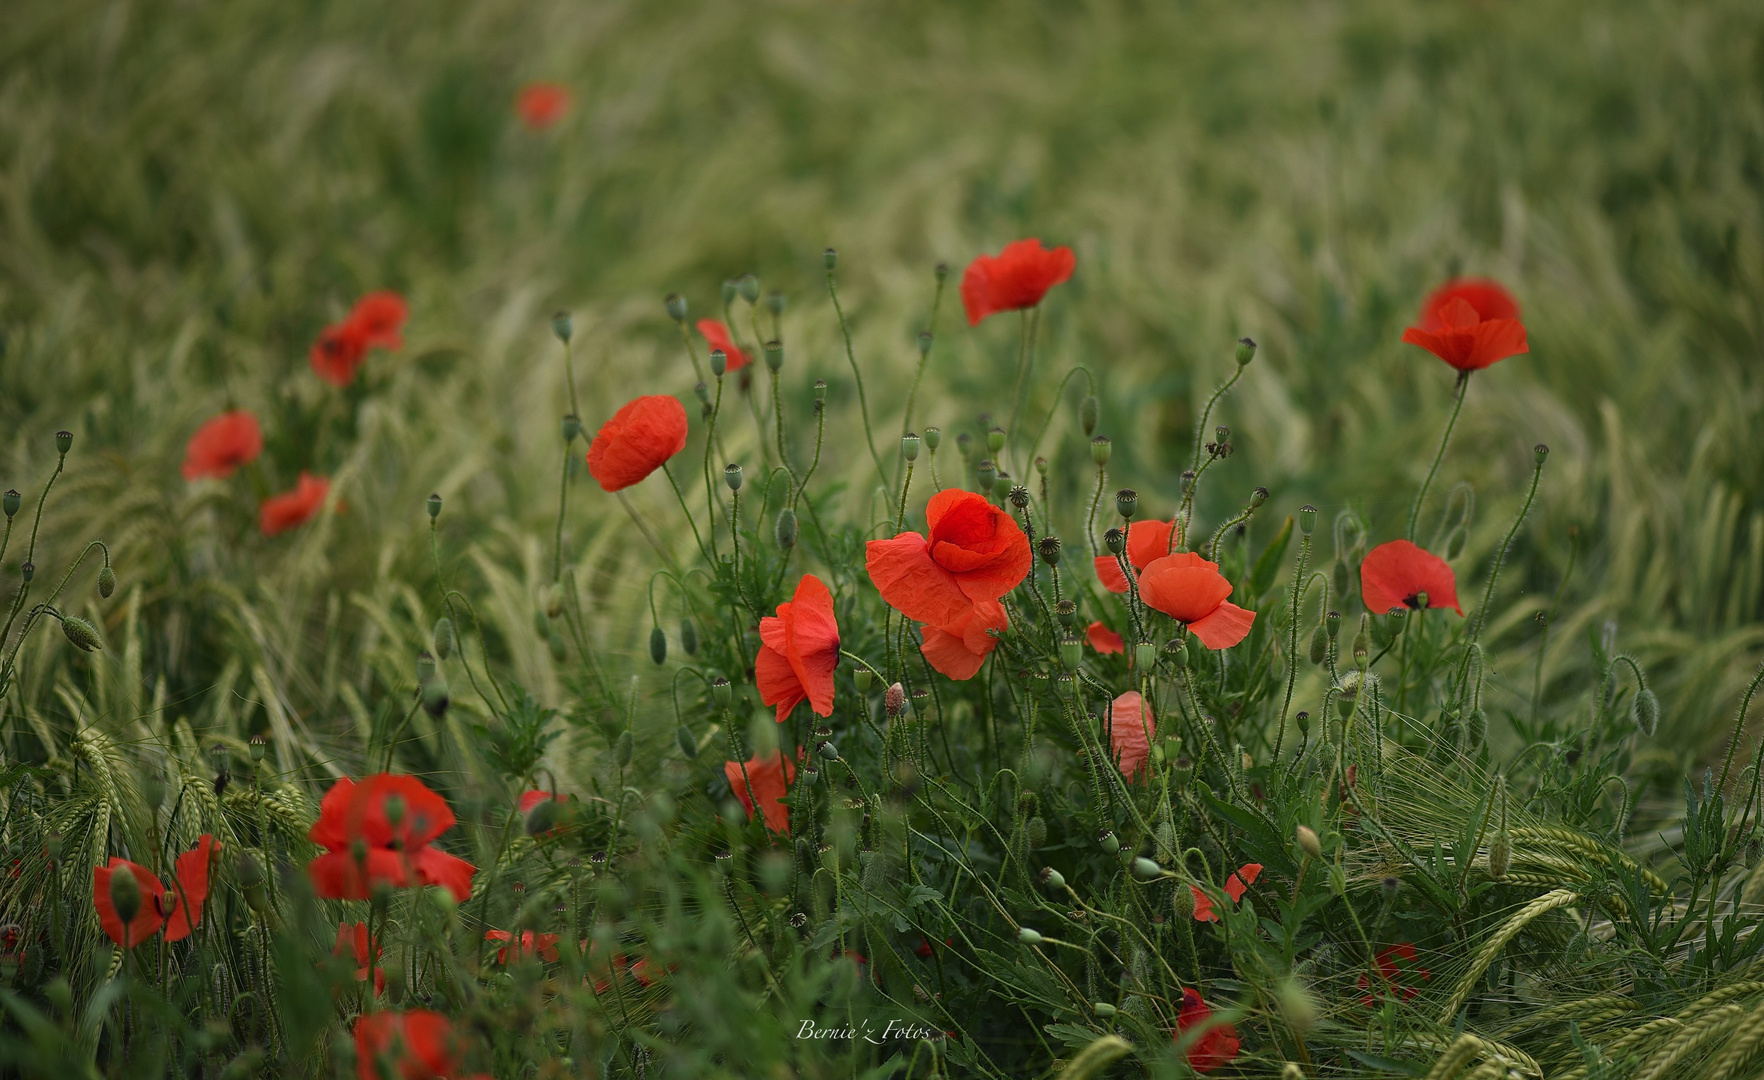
[763, 340, 783, 372]
[1090, 436, 1112, 466]
[1055, 599, 1076, 628]
[1352, 614, 1370, 669]
[1115, 489, 1138, 521]
[433, 616, 455, 660]
[1534, 443, 1549, 466]
[1633, 688, 1660, 737]
[955, 432, 973, 460]
[248, 732, 268, 762]
[614, 730, 633, 768]
[766, 290, 786, 317]
[1037, 536, 1062, 566]
[665, 293, 688, 322]
[1040, 866, 1066, 891]
[1026, 816, 1047, 849]
[709, 348, 727, 377]
[987, 427, 1006, 455]
[21, 562, 33, 583]
[552, 311, 574, 342]
[1097, 828, 1119, 854]
[773, 507, 797, 550]
[1132, 856, 1162, 881]
[975, 459, 997, 493]
[1008, 484, 1030, 509]
[724, 463, 742, 492]
[0, 490, 17, 519]
[1104, 527, 1125, 555]
[1059, 637, 1081, 671]
[143, 772, 165, 812]
[1134, 641, 1158, 671]
[1297, 504, 1317, 535]
[649, 626, 667, 665]
[710, 676, 731, 710]
[1036, 456, 1048, 476]
[416, 649, 437, 683]
[922, 426, 941, 451]
[902, 433, 921, 462]
[818, 739, 840, 761]
[853, 666, 873, 694]
[61, 615, 101, 652]
[562, 414, 582, 443]
[98, 563, 115, 599]
[1296, 824, 1322, 860]
[55, 431, 72, 456]
[884, 682, 906, 717]
[681, 618, 699, 655]
[108, 865, 142, 927]
[823, 248, 838, 272]
[720, 279, 737, 306]
[1079, 395, 1100, 437]
[917, 330, 933, 358]
[1235, 337, 1257, 366]
[421, 673, 450, 718]
[1250, 486, 1270, 509]
[1325, 610, 1341, 639]
[427, 493, 442, 520]
[1295, 710, 1310, 735]
[736, 274, 759, 304]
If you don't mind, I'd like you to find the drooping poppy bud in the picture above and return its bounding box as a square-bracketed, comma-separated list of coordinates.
[614, 730, 633, 768]
[773, 508, 797, 550]
[1017, 927, 1043, 945]
[1026, 816, 1047, 849]
[421, 673, 450, 718]
[1079, 396, 1100, 437]
[649, 626, 667, 665]
[1308, 624, 1327, 665]
[97, 563, 115, 599]
[109, 866, 142, 927]
[1633, 688, 1659, 737]
[1235, 337, 1257, 366]
[61, 615, 102, 652]
[680, 618, 698, 655]
[675, 724, 698, 759]
[1296, 824, 1322, 860]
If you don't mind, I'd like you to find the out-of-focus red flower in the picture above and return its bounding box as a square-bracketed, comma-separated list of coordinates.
[1400, 278, 1528, 372]
[756, 574, 841, 721]
[586, 395, 689, 492]
[866, 489, 1033, 627]
[1191, 864, 1263, 923]
[93, 858, 165, 948]
[1360, 539, 1463, 616]
[629, 955, 675, 987]
[161, 834, 217, 942]
[307, 774, 477, 902]
[1175, 988, 1241, 1073]
[259, 472, 330, 537]
[1109, 692, 1156, 779]
[914, 936, 953, 958]
[334, 921, 386, 995]
[516, 82, 572, 130]
[696, 320, 751, 372]
[723, 750, 796, 834]
[485, 929, 560, 964]
[518, 790, 565, 816]
[920, 599, 1008, 681]
[1093, 518, 1180, 593]
[182, 411, 263, 481]
[347, 292, 409, 351]
[1138, 552, 1256, 650]
[579, 938, 628, 994]
[1357, 942, 1432, 1006]
[960, 239, 1076, 326]
[1086, 621, 1124, 655]
[354, 1009, 469, 1080]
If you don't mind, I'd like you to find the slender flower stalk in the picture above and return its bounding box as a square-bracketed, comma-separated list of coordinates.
[824, 256, 888, 488]
[1408, 371, 1471, 542]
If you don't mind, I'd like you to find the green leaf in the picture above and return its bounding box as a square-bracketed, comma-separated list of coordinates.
[1249, 514, 1295, 599]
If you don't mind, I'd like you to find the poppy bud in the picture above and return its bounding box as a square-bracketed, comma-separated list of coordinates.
[763, 340, 783, 372]
[143, 772, 166, 812]
[1097, 829, 1119, 854]
[1328, 863, 1348, 896]
[433, 616, 456, 660]
[1534, 443, 1549, 466]
[427, 493, 442, 520]
[693, 382, 712, 408]
[771, 507, 797, 550]
[1088, 436, 1112, 467]
[1008, 484, 1030, 509]
[1017, 927, 1043, 945]
[674, 723, 698, 759]
[20, 563, 32, 584]
[735, 274, 760, 304]
[1026, 816, 1047, 848]
[421, 673, 450, 718]
[1633, 688, 1660, 737]
[884, 682, 906, 717]
[955, 432, 973, 460]
[1134, 642, 1158, 671]
[681, 618, 699, 655]
[902, 433, 921, 462]
[1036, 456, 1048, 476]
[1, 490, 17, 518]
[1115, 489, 1138, 521]
[1250, 486, 1270, 509]
[1040, 866, 1066, 891]
[98, 563, 115, 599]
[1104, 527, 1125, 555]
[1297, 504, 1317, 535]
[108, 865, 142, 927]
[1325, 610, 1341, 639]
[1060, 637, 1081, 671]
[1038, 536, 1062, 566]
[1132, 856, 1162, 881]
[1488, 829, 1512, 879]
[915, 330, 934, 359]
[1465, 707, 1488, 748]
[1296, 824, 1322, 860]
[55, 431, 72, 456]
[525, 798, 560, 837]
[1055, 599, 1076, 628]
[710, 676, 731, 710]
[532, 607, 551, 638]
[987, 427, 1006, 455]
[61, 615, 101, 652]
[853, 667, 873, 694]
[1372, 610, 1397, 648]
[614, 730, 633, 768]
[724, 463, 742, 491]
[709, 348, 727, 377]
[649, 626, 667, 665]
[975, 460, 997, 493]
[1282, 1064, 1303, 1080]
[1170, 880, 1194, 920]
[1445, 525, 1468, 560]
[1235, 337, 1257, 366]
[814, 379, 828, 403]
[562, 414, 582, 443]
[552, 311, 574, 342]
[720, 279, 737, 306]
[922, 427, 941, 452]
[1070, 393, 1100, 437]
[1352, 614, 1369, 669]
[823, 248, 838, 272]
[1308, 624, 1327, 665]
[665, 293, 688, 322]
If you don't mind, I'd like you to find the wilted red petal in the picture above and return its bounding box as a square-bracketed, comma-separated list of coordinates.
[1360, 539, 1463, 615]
[163, 835, 216, 942]
[586, 395, 689, 492]
[182, 411, 264, 481]
[960, 239, 1076, 326]
[723, 751, 796, 834]
[865, 531, 972, 626]
[696, 320, 751, 372]
[93, 859, 166, 948]
[1109, 691, 1155, 780]
[1085, 621, 1124, 655]
[260, 472, 330, 537]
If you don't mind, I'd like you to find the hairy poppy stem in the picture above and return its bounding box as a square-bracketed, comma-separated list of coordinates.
[552, 444, 571, 583]
[1086, 465, 1107, 559]
[1004, 307, 1042, 475]
[1457, 445, 1545, 701]
[1531, 526, 1578, 722]
[1407, 371, 1470, 543]
[660, 463, 710, 564]
[824, 269, 888, 490]
[1023, 365, 1096, 479]
[899, 269, 948, 480]
[1275, 533, 1315, 758]
[1718, 660, 1764, 795]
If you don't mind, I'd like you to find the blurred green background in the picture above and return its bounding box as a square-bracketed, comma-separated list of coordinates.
[2, 0, 1762, 782]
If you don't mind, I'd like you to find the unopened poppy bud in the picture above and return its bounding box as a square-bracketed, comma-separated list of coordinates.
[1017, 927, 1043, 945]
[1325, 610, 1341, 639]
[694, 382, 711, 406]
[902, 433, 921, 462]
[1445, 525, 1468, 560]
[421, 674, 450, 718]
[1097, 829, 1119, 854]
[1488, 829, 1512, 879]
[763, 340, 783, 372]
[1104, 527, 1125, 555]
[427, 493, 442, 520]
[680, 619, 698, 658]
[916, 331, 933, 358]
[1235, 337, 1257, 366]
[735, 274, 759, 304]
[710, 676, 731, 710]
[1055, 599, 1076, 628]
[922, 426, 941, 451]
[1088, 436, 1112, 467]
[1352, 614, 1369, 669]
[1297, 504, 1317, 535]
[672, 722, 698, 759]
[1296, 824, 1322, 860]
[774, 507, 797, 550]
[724, 463, 742, 491]
[61, 615, 101, 652]
[649, 626, 668, 665]
[20, 563, 32, 584]
[1465, 707, 1487, 748]
[720, 279, 737, 306]
[709, 348, 727, 377]
[1282, 1064, 1303, 1080]
[1026, 816, 1047, 848]
[987, 427, 1006, 454]
[1250, 486, 1269, 509]
[665, 293, 688, 322]
[614, 730, 633, 768]
[248, 733, 267, 762]
[1328, 863, 1348, 896]
[823, 248, 838, 272]
[1040, 866, 1066, 891]
[1038, 536, 1062, 566]
[1060, 637, 1081, 670]
[1170, 880, 1195, 921]
[532, 606, 551, 638]
[1073, 394, 1101, 437]
[525, 798, 560, 836]
[1, 491, 17, 518]
[562, 414, 582, 443]
[884, 682, 906, 717]
[766, 290, 786, 317]
[97, 563, 115, 599]
[108, 866, 142, 927]
[1633, 688, 1660, 737]
[853, 667, 873, 694]
[433, 616, 455, 660]
[1534, 443, 1549, 466]
[1008, 484, 1029, 509]
[417, 649, 437, 683]
[1134, 642, 1158, 671]
[1115, 489, 1138, 521]
[552, 311, 574, 342]
[1308, 624, 1327, 665]
[975, 460, 997, 492]
[1091, 1001, 1118, 1019]
[55, 431, 72, 456]
[143, 772, 166, 812]
[1134, 856, 1165, 881]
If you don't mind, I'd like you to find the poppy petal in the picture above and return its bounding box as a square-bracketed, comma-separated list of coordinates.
[163, 835, 216, 942]
[412, 847, 478, 903]
[865, 532, 972, 626]
[1109, 691, 1156, 779]
[1188, 601, 1257, 650]
[1138, 552, 1234, 624]
[1086, 621, 1125, 654]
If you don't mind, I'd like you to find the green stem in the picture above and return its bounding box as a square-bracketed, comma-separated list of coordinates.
[825, 270, 888, 489]
[899, 273, 949, 478]
[1457, 447, 1546, 701]
[1407, 371, 1470, 543]
[1004, 307, 1041, 475]
[1275, 533, 1315, 759]
[552, 443, 571, 583]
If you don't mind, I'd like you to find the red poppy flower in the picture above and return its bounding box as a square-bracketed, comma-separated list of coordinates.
[756, 574, 841, 721]
[354, 1009, 464, 1080]
[1400, 278, 1528, 372]
[723, 750, 796, 834]
[311, 322, 370, 386]
[920, 599, 1008, 681]
[1191, 863, 1263, 923]
[1086, 621, 1124, 655]
[1093, 518, 1181, 593]
[259, 472, 330, 537]
[1357, 942, 1432, 1006]
[93, 858, 165, 948]
[347, 291, 409, 351]
[865, 489, 1033, 627]
[516, 82, 572, 130]
[1138, 552, 1256, 649]
[1175, 988, 1242, 1073]
[579, 938, 628, 994]
[161, 834, 217, 942]
[960, 239, 1076, 326]
[182, 411, 264, 481]
[1360, 539, 1463, 616]
[307, 774, 477, 902]
[629, 955, 675, 987]
[485, 929, 561, 964]
[586, 395, 689, 492]
[517, 790, 565, 815]
[696, 320, 751, 372]
[1108, 692, 1156, 779]
[335, 921, 386, 995]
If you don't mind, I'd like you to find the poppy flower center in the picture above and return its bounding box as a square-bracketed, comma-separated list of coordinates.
[1402, 590, 1431, 610]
